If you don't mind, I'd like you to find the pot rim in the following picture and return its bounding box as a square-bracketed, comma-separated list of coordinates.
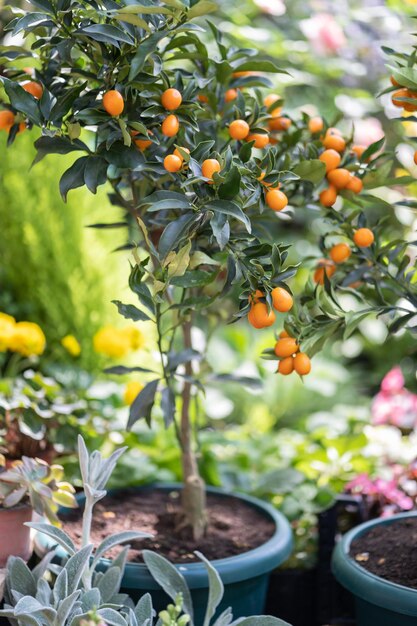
[331, 510, 417, 616]
[35, 482, 293, 589]
[0, 502, 32, 514]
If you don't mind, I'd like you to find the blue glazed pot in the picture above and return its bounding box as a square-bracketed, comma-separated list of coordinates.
[332, 512, 417, 626]
[36, 484, 293, 624]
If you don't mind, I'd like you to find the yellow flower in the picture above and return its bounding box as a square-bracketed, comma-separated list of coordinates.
[124, 381, 144, 405]
[8, 321, 46, 356]
[122, 326, 144, 350]
[0, 312, 16, 352]
[61, 334, 81, 357]
[93, 326, 131, 358]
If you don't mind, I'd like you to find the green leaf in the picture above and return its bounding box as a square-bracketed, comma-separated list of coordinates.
[84, 156, 108, 194]
[0, 77, 42, 125]
[127, 379, 159, 430]
[104, 365, 156, 375]
[112, 300, 151, 322]
[188, 0, 217, 19]
[49, 82, 87, 123]
[361, 137, 385, 162]
[390, 66, 417, 90]
[158, 212, 198, 259]
[129, 31, 168, 80]
[28, 523, 76, 556]
[59, 156, 88, 201]
[218, 165, 241, 200]
[292, 159, 325, 184]
[33, 135, 89, 164]
[205, 200, 251, 233]
[116, 4, 173, 15]
[161, 387, 175, 428]
[166, 240, 191, 278]
[76, 24, 135, 47]
[196, 552, 224, 626]
[232, 60, 287, 74]
[171, 270, 214, 287]
[142, 551, 193, 621]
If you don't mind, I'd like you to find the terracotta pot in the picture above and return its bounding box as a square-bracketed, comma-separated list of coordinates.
[0, 505, 32, 566]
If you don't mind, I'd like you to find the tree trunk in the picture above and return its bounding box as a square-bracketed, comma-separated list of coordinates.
[179, 320, 207, 541]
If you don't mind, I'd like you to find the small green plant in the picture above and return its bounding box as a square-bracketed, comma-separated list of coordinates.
[0, 437, 290, 626]
[0, 456, 77, 524]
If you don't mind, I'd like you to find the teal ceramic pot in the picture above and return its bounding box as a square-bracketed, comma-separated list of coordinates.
[332, 512, 417, 626]
[36, 484, 293, 624]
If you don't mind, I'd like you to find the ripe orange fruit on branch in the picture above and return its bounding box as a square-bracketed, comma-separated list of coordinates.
[323, 133, 346, 152]
[266, 189, 288, 211]
[314, 259, 336, 284]
[392, 88, 409, 107]
[274, 337, 299, 358]
[319, 149, 341, 173]
[271, 287, 293, 312]
[249, 289, 264, 304]
[327, 168, 351, 189]
[229, 119, 250, 140]
[162, 114, 179, 137]
[22, 81, 43, 99]
[353, 228, 374, 247]
[293, 352, 311, 375]
[103, 90, 124, 116]
[161, 88, 182, 110]
[278, 357, 294, 375]
[164, 154, 182, 172]
[330, 243, 351, 264]
[351, 145, 366, 159]
[0, 110, 15, 131]
[269, 116, 291, 131]
[173, 147, 190, 162]
[345, 175, 363, 193]
[308, 116, 324, 134]
[225, 88, 238, 102]
[198, 94, 209, 103]
[247, 132, 269, 149]
[279, 329, 290, 338]
[248, 303, 276, 328]
[319, 186, 337, 207]
[132, 129, 153, 150]
[202, 158, 221, 181]
[264, 94, 280, 108]
[414, 151, 417, 166]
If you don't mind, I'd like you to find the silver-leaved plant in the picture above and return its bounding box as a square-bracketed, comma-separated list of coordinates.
[0, 436, 291, 626]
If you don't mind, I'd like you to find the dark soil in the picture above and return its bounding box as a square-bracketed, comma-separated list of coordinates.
[350, 517, 417, 589]
[61, 488, 275, 564]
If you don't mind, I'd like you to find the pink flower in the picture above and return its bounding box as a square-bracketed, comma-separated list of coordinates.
[371, 367, 417, 429]
[381, 366, 405, 394]
[353, 118, 384, 148]
[301, 14, 346, 55]
[254, 0, 286, 16]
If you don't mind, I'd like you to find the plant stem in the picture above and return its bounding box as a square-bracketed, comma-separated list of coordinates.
[179, 318, 207, 541]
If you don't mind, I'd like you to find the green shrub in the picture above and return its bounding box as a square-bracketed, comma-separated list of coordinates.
[0, 131, 127, 370]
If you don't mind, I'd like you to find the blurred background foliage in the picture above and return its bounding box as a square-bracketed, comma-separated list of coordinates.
[1, 0, 417, 567]
[0, 130, 129, 370]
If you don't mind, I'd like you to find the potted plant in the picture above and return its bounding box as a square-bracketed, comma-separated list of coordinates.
[1, 436, 291, 626]
[2, 0, 416, 618]
[0, 455, 77, 566]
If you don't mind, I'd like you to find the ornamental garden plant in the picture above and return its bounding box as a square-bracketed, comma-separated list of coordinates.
[1, 0, 417, 603]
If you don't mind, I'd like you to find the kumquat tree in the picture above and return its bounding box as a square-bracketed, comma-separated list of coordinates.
[1, 0, 416, 541]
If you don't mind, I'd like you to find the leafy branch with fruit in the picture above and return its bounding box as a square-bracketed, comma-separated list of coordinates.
[0, 0, 414, 542]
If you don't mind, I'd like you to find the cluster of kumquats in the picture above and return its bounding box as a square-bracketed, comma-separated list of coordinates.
[390, 74, 417, 166]
[0, 76, 42, 133]
[247, 287, 311, 377]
